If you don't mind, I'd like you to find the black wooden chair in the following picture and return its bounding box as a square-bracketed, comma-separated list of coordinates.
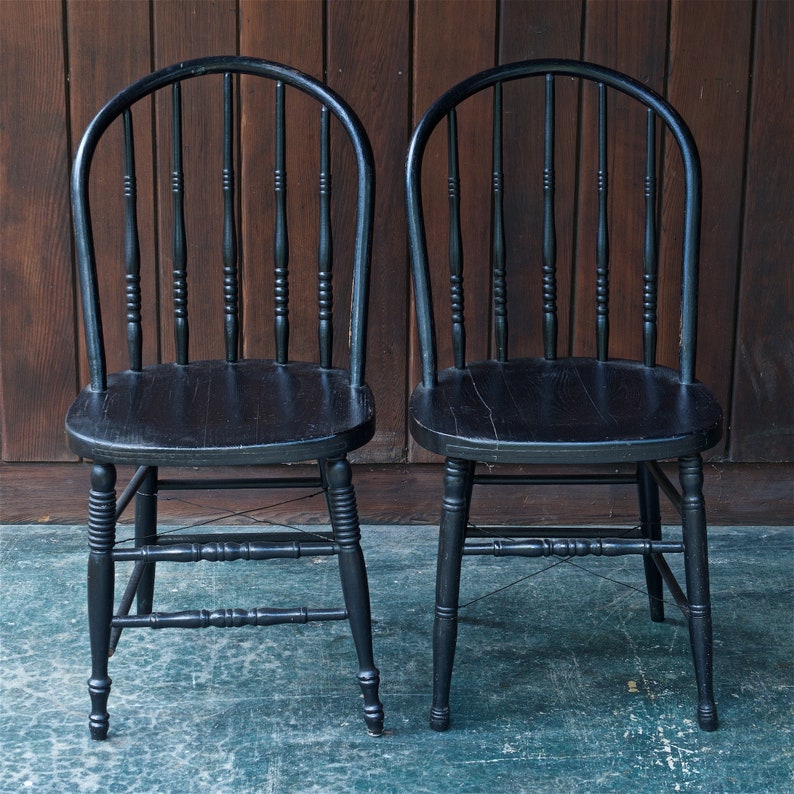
[66, 56, 383, 739]
[406, 60, 722, 732]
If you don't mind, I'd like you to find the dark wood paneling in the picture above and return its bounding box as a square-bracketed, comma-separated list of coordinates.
[240, 0, 325, 364]
[500, 1, 584, 360]
[664, 0, 753, 458]
[328, 0, 411, 461]
[731, 0, 794, 461]
[575, 0, 669, 362]
[0, 0, 791, 466]
[67, 0, 157, 380]
[151, 1, 239, 364]
[409, 0, 498, 462]
[413, 0, 498, 369]
[0, 1, 76, 461]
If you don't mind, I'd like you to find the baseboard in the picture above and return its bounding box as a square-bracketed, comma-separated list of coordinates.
[1, 461, 791, 526]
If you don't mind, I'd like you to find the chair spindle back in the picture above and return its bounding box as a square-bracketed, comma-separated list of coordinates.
[74, 56, 373, 392]
[407, 60, 701, 388]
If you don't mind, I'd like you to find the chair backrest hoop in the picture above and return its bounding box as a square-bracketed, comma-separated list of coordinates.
[72, 55, 375, 392]
[406, 59, 702, 388]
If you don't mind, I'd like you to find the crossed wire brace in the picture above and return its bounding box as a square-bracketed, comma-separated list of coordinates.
[114, 491, 675, 614]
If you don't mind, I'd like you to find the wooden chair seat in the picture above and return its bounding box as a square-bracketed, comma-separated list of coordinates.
[410, 358, 722, 464]
[67, 360, 374, 466]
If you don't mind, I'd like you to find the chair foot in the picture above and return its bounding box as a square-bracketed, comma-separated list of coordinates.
[88, 675, 111, 740]
[698, 703, 719, 731]
[89, 724, 110, 741]
[680, 455, 718, 733]
[359, 671, 385, 736]
[429, 706, 451, 731]
[358, 673, 384, 737]
[89, 721, 110, 741]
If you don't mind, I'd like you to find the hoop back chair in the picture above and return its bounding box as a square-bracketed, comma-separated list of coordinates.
[66, 56, 383, 739]
[406, 60, 722, 732]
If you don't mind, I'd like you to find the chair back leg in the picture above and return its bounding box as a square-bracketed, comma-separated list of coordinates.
[637, 462, 665, 622]
[134, 467, 158, 615]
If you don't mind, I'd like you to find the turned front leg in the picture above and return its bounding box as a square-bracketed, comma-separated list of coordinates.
[86, 463, 117, 740]
[324, 456, 384, 736]
[679, 454, 718, 731]
[430, 457, 473, 731]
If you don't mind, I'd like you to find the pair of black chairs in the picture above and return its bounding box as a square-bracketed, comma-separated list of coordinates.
[66, 56, 721, 740]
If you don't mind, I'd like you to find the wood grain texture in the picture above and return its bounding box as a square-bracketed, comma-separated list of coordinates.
[664, 0, 753, 458]
[0, 1, 76, 460]
[66, 361, 375, 465]
[0, 0, 791, 463]
[731, 0, 794, 461]
[409, 358, 722, 463]
[327, 0, 410, 462]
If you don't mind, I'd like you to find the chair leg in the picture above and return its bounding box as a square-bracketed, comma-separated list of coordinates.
[430, 457, 475, 731]
[86, 463, 117, 740]
[323, 456, 384, 736]
[134, 467, 158, 614]
[637, 462, 665, 622]
[679, 454, 718, 731]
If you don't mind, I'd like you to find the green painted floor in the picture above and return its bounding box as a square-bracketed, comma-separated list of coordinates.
[1, 524, 792, 792]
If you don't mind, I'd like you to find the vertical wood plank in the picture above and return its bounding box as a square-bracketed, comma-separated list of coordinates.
[151, 0, 238, 363]
[500, 1, 584, 358]
[67, 0, 157, 381]
[0, 0, 76, 460]
[574, 0, 669, 361]
[239, 0, 324, 363]
[731, 0, 794, 460]
[664, 0, 754, 457]
[409, 0, 498, 461]
[328, 0, 411, 462]
[413, 0, 498, 369]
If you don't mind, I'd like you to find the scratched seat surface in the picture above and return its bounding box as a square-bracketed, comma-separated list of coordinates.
[67, 360, 375, 466]
[410, 357, 721, 463]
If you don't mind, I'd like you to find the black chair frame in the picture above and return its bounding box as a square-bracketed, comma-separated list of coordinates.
[406, 60, 722, 732]
[67, 56, 383, 739]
